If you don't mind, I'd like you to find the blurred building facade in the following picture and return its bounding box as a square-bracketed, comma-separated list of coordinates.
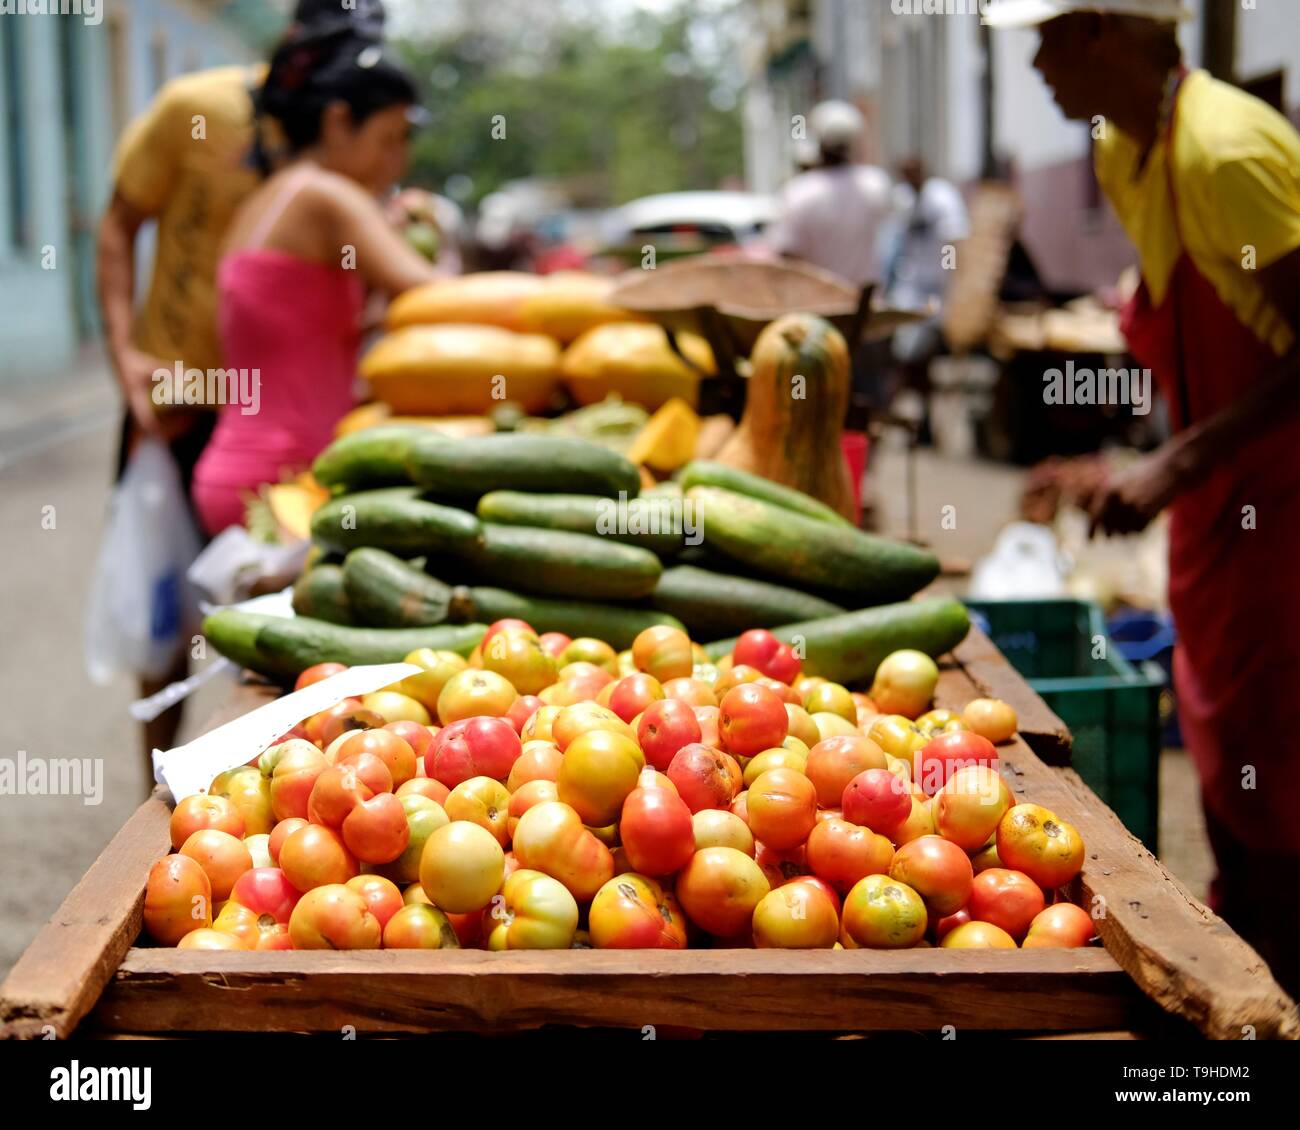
[0, 1, 279, 388]
[745, 0, 1300, 297]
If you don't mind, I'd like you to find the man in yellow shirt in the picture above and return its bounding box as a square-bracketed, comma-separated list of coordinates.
[96, 0, 387, 757]
[986, 0, 1300, 996]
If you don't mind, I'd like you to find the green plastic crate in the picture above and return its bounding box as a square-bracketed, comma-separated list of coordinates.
[964, 599, 1164, 851]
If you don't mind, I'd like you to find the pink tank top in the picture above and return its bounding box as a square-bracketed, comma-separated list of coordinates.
[192, 245, 364, 536]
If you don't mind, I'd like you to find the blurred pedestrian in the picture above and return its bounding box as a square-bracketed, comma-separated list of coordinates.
[769, 100, 892, 287]
[885, 156, 969, 313]
[95, 0, 387, 760]
[190, 35, 438, 537]
[986, 0, 1300, 995]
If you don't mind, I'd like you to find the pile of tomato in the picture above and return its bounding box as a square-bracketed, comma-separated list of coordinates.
[145, 620, 1093, 953]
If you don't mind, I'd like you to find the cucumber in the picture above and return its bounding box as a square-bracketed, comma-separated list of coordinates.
[476, 490, 684, 556]
[448, 524, 662, 601]
[310, 487, 482, 556]
[202, 610, 486, 682]
[680, 460, 852, 526]
[686, 486, 939, 602]
[406, 433, 641, 499]
[312, 425, 429, 491]
[448, 586, 686, 649]
[650, 564, 845, 639]
[342, 548, 453, 628]
[291, 565, 354, 625]
[704, 598, 970, 686]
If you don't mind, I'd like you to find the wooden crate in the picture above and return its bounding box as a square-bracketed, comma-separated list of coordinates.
[3, 628, 1296, 1039]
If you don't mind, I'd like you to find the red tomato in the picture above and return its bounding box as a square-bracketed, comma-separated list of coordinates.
[143, 855, 211, 945]
[170, 794, 244, 850]
[288, 884, 381, 949]
[537, 631, 572, 658]
[179, 829, 252, 903]
[335, 729, 417, 787]
[996, 804, 1085, 889]
[745, 768, 817, 851]
[732, 629, 802, 685]
[342, 792, 411, 864]
[888, 834, 973, 917]
[667, 743, 743, 813]
[589, 873, 687, 949]
[637, 698, 703, 771]
[840, 874, 927, 949]
[914, 730, 999, 796]
[307, 764, 375, 829]
[265, 740, 329, 821]
[841, 767, 913, 835]
[631, 625, 693, 682]
[940, 921, 1016, 949]
[805, 735, 887, 809]
[483, 618, 537, 649]
[230, 867, 300, 924]
[510, 801, 614, 903]
[675, 847, 770, 937]
[967, 868, 1045, 941]
[607, 673, 664, 723]
[932, 907, 971, 943]
[345, 874, 404, 930]
[506, 694, 544, 734]
[384, 720, 435, 762]
[294, 662, 347, 691]
[752, 882, 838, 948]
[1022, 902, 1096, 948]
[620, 785, 696, 876]
[661, 677, 718, 708]
[806, 817, 894, 894]
[428, 716, 522, 787]
[279, 823, 359, 891]
[383, 903, 460, 949]
[718, 683, 789, 758]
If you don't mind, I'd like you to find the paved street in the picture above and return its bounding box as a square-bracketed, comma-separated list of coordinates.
[0, 368, 1212, 978]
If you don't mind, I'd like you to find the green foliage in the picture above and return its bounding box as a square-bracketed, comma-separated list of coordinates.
[397, 8, 744, 207]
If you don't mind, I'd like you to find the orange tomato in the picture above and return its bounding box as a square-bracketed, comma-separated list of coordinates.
[511, 801, 614, 903]
[179, 829, 253, 902]
[144, 854, 212, 945]
[996, 803, 1085, 889]
[675, 847, 770, 937]
[744, 768, 817, 851]
[170, 794, 244, 850]
[1022, 902, 1096, 948]
[752, 881, 839, 948]
[940, 921, 1017, 949]
[840, 874, 927, 949]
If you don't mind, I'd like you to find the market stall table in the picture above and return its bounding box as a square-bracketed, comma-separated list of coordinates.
[2, 628, 1294, 1040]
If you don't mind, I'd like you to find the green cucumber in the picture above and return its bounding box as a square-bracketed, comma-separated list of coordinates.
[448, 586, 686, 649]
[202, 610, 486, 682]
[291, 565, 355, 625]
[406, 433, 641, 498]
[680, 460, 852, 526]
[686, 486, 938, 601]
[650, 564, 845, 639]
[704, 598, 970, 685]
[450, 524, 662, 601]
[310, 487, 482, 556]
[342, 548, 453, 628]
[312, 425, 429, 491]
[476, 490, 684, 556]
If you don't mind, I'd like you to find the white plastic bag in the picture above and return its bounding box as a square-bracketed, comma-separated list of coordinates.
[84, 437, 203, 684]
[969, 521, 1068, 600]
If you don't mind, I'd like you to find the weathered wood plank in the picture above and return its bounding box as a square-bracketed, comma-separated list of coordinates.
[0, 789, 172, 1040]
[91, 947, 1138, 1035]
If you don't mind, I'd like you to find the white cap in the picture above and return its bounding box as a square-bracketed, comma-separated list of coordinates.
[810, 100, 864, 151]
[982, 0, 1190, 28]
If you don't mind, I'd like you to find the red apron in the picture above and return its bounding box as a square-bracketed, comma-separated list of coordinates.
[1120, 79, 1300, 954]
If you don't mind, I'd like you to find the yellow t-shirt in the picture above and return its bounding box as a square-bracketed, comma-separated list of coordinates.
[113, 66, 264, 376]
[1095, 69, 1300, 356]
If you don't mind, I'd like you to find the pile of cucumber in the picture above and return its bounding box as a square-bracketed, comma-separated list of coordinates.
[202, 430, 968, 684]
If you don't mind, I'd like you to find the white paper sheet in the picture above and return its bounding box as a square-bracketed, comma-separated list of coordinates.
[153, 662, 421, 801]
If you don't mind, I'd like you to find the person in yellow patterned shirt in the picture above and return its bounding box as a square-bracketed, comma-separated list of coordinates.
[986, 0, 1300, 997]
[95, 0, 387, 761]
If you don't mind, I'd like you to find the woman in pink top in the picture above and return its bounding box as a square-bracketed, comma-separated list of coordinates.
[193, 33, 441, 535]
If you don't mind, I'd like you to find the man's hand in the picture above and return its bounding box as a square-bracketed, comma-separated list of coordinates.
[113, 346, 168, 435]
[1087, 445, 1187, 537]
